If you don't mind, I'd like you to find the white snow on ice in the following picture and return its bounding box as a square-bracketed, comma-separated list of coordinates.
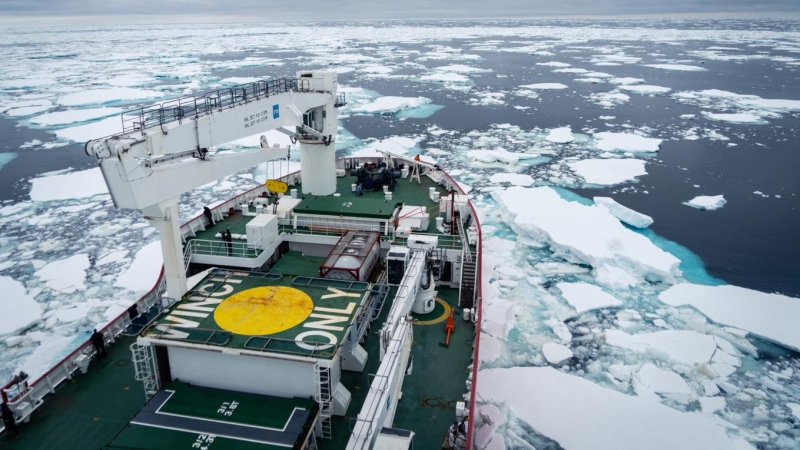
[557, 281, 623, 315]
[114, 241, 163, 293]
[568, 159, 647, 186]
[594, 197, 654, 228]
[29, 167, 108, 201]
[519, 83, 568, 90]
[479, 366, 741, 450]
[0, 276, 43, 336]
[30, 107, 123, 126]
[683, 195, 726, 210]
[659, 284, 800, 352]
[351, 96, 431, 115]
[594, 132, 662, 153]
[644, 64, 707, 72]
[34, 254, 90, 294]
[494, 187, 680, 281]
[546, 126, 574, 144]
[542, 342, 573, 364]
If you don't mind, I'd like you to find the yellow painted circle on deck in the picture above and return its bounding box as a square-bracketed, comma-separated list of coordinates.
[214, 286, 313, 336]
[415, 298, 451, 326]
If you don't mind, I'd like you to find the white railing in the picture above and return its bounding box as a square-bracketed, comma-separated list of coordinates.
[292, 214, 386, 235]
[184, 238, 263, 259]
[346, 320, 414, 450]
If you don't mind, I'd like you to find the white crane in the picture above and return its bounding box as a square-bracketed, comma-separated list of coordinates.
[86, 70, 343, 300]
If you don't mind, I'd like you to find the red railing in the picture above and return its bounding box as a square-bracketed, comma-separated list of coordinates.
[1, 266, 166, 405]
[437, 170, 482, 450]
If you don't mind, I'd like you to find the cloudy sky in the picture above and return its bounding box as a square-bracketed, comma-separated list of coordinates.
[0, 0, 797, 24]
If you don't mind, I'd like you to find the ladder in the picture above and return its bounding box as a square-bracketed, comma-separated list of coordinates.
[130, 342, 160, 401]
[456, 216, 472, 263]
[313, 363, 333, 439]
[459, 251, 478, 308]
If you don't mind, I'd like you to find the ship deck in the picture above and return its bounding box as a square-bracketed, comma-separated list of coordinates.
[188, 172, 456, 249]
[0, 172, 475, 449]
[0, 276, 473, 450]
[104, 382, 317, 450]
[146, 270, 369, 360]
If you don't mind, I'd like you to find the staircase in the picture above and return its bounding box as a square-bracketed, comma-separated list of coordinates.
[314, 363, 333, 439]
[459, 251, 477, 308]
[130, 342, 160, 401]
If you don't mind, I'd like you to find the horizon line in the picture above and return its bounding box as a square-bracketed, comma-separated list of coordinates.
[1, 11, 799, 28]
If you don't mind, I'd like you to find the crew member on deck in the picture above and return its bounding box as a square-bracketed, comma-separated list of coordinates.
[1, 402, 20, 439]
[90, 329, 107, 360]
[224, 229, 233, 256]
[203, 206, 215, 226]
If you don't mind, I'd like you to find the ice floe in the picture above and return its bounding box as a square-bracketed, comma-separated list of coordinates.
[702, 112, 765, 124]
[488, 173, 534, 186]
[659, 284, 800, 352]
[29, 167, 108, 201]
[683, 195, 726, 211]
[557, 281, 622, 315]
[644, 64, 707, 72]
[618, 84, 672, 94]
[567, 159, 647, 186]
[545, 126, 574, 144]
[519, 83, 568, 90]
[494, 187, 680, 281]
[589, 91, 631, 108]
[53, 116, 124, 142]
[34, 254, 90, 294]
[593, 132, 662, 153]
[466, 148, 543, 165]
[114, 241, 163, 293]
[30, 107, 123, 126]
[593, 197, 653, 228]
[0, 276, 42, 336]
[57, 87, 164, 106]
[542, 342, 573, 364]
[606, 329, 717, 365]
[674, 89, 800, 115]
[351, 96, 431, 115]
[635, 363, 692, 395]
[479, 366, 741, 450]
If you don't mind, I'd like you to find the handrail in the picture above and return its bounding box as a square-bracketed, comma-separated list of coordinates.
[186, 238, 263, 259]
[120, 77, 319, 134]
[1, 268, 167, 405]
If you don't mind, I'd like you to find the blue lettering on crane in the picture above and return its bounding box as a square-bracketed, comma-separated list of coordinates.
[273, 104, 280, 119]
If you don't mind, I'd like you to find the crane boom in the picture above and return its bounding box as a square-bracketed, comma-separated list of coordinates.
[85, 70, 342, 300]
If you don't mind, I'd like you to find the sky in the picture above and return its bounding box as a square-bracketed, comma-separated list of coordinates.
[0, 0, 798, 24]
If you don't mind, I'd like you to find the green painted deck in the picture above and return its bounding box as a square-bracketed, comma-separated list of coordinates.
[106, 424, 278, 450]
[0, 336, 145, 450]
[321, 287, 472, 450]
[105, 381, 316, 450]
[294, 175, 445, 228]
[147, 271, 367, 359]
[187, 173, 453, 252]
[157, 381, 312, 429]
[269, 251, 326, 277]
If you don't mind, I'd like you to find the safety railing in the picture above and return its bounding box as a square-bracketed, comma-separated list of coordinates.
[0, 268, 167, 411]
[243, 335, 340, 359]
[148, 326, 232, 347]
[291, 277, 369, 292]
[120, 77, 314, 134]
[184, 237, 263, 259]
